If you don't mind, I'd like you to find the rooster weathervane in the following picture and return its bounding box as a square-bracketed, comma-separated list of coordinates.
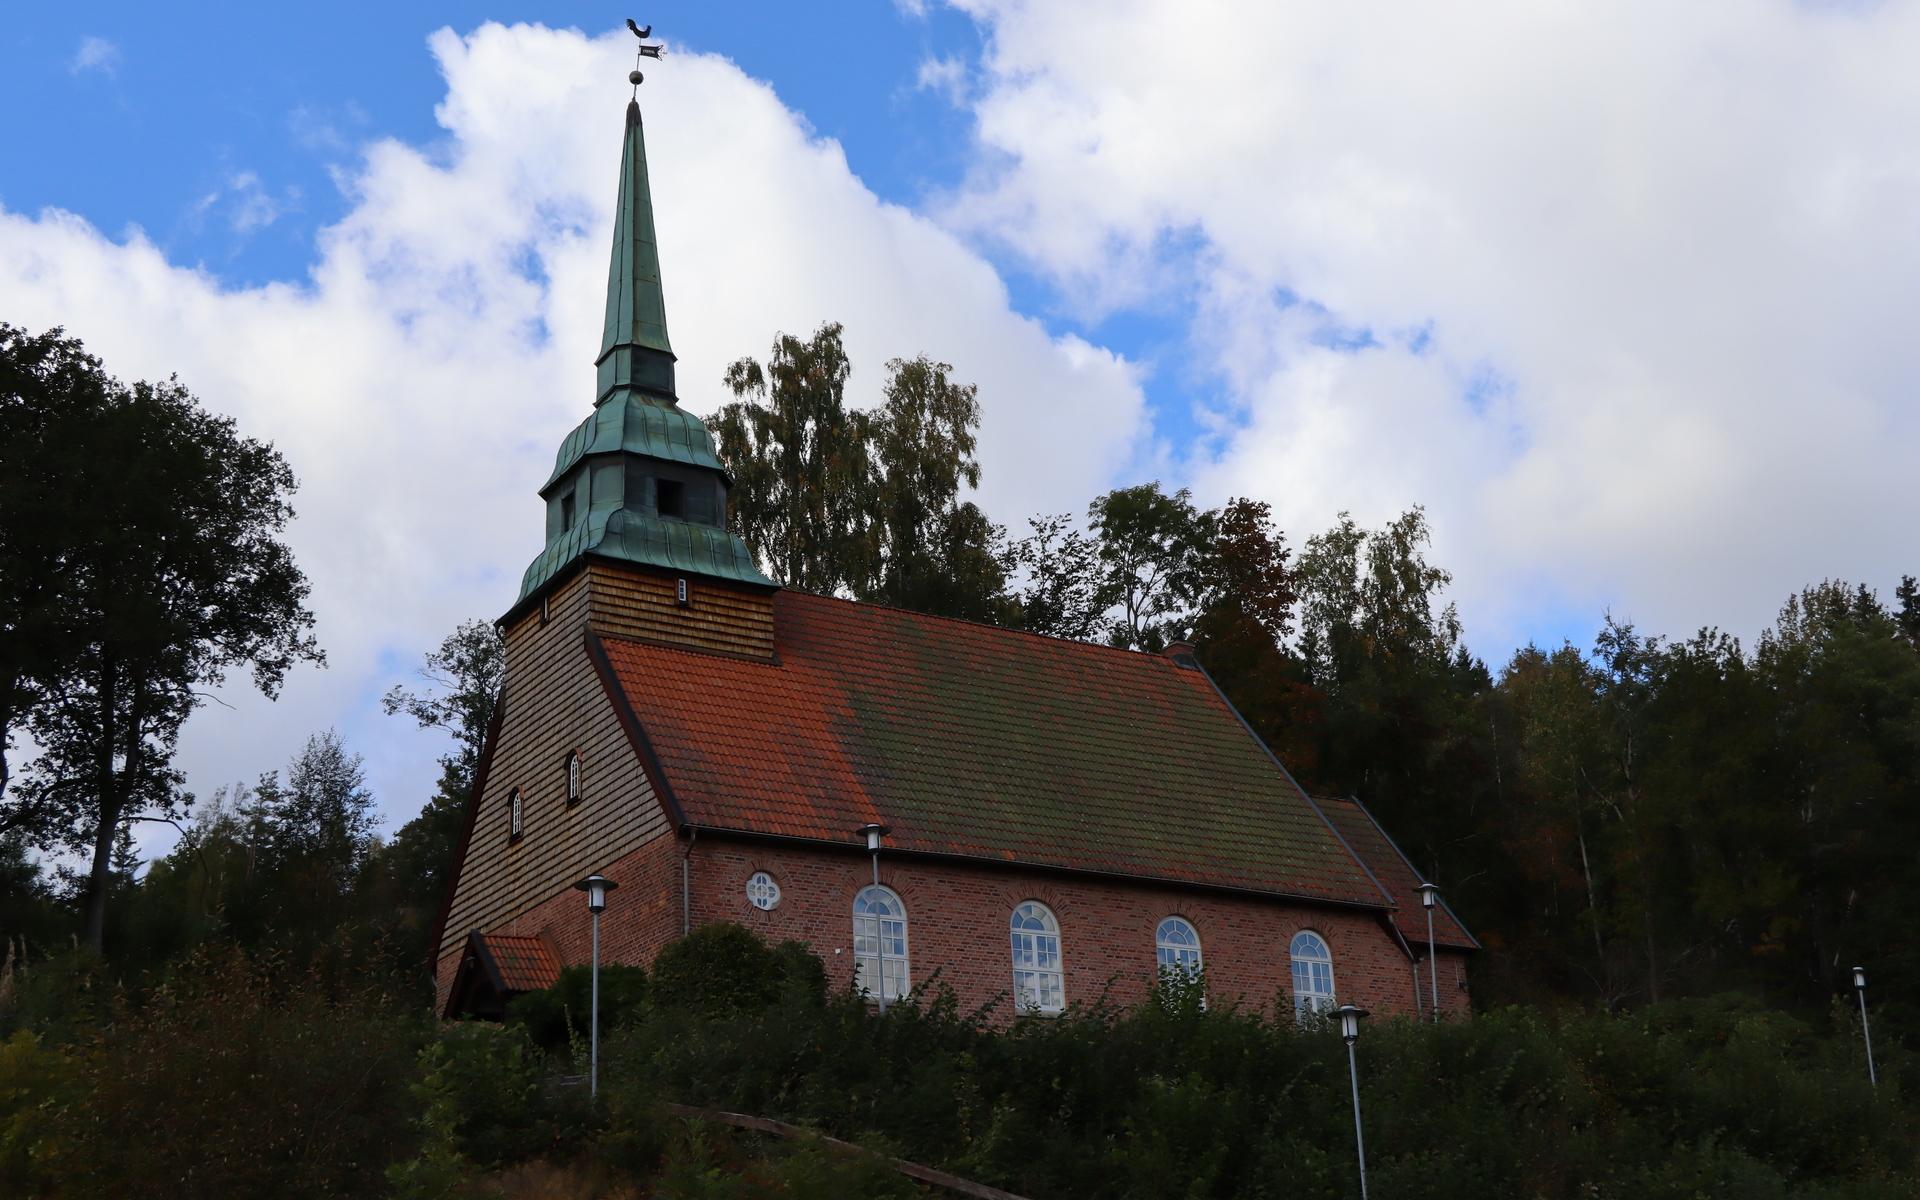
[626, 19, 664, 96]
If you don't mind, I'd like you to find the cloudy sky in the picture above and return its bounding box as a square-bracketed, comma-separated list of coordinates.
[5, 2, 1918, 845]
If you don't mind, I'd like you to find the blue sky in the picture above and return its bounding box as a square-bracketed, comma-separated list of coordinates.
[6, 3, 1915, 839]
[6, 6, 976, 284]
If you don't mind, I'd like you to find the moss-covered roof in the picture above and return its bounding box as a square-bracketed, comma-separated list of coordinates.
[600, 592, 1393, 908]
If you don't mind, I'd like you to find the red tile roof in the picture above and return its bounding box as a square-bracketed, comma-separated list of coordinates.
[1315, 795, 1478, 950]
[477, 932, 562, 992]
[598, 590, 1390, 909]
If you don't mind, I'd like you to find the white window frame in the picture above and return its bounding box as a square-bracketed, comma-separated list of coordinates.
[507, 788, 524, 842]
[564, 750, 582, 806]
[852, 885, 910, 1003]
[746, 871, 781, 911]
[1290, 930, 1336, 1017]
[1156, 916, 1203, 980]
[1010, 901, 1066, 1014]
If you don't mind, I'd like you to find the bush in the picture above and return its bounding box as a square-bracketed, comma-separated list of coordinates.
[598, 929, 1920, 1200]
[648, 924, 825, 1018]
[508, 962, 650, 1054]
[0, 946, 111, 1045]
[57, 946, 428, 1198]
[390, 1019, 599, 1193]
[0, 1031, 82, 1195]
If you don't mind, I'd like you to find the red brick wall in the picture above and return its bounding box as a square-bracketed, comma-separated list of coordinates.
[437, 831, 1473, 1020]
[436, 827, 683, 1013]
[693, 838, 1469, 1021]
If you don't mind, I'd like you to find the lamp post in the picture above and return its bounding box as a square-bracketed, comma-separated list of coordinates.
[858, 823, 887, 1011]
[572, 873, 618, 1097]
[1853, 966, 1877, 1087]
[1335, 1003, 1371, 1200]
[1416, 882, 1442, 1021]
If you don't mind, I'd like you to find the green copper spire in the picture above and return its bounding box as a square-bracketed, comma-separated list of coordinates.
[596, 99, 676, 403]
[510, 92, 775, 614]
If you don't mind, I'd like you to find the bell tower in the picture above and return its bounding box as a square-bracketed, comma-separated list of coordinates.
[509, 85, 774, 636]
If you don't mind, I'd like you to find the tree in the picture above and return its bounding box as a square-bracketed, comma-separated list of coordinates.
[377, 619, 505, 960]
[382, 619, 505, 794]
[1185, 499, 1316, 771]
[1087, 484, 1211, 652]
[1006, 514, 1108, 641]
[712, 323, 871, 594]
[0, 326, 110, 799]
[1, 328, 320, 952]
[865, 355, 1011, 620]
[256, 730, 375, 888]
[714, 326, 1013, 621]
[1896, 574, 1920, 645]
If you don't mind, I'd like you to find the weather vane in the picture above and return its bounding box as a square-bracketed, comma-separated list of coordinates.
[626, 19, 664, 96]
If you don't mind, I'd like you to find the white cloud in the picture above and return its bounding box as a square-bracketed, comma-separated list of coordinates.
[916, 55, 968, 105]
[189, 170, 297, 236]
[940, 0, 1920, 654]
[69, 35, 119, 77]
[0, 22, 1147, 840]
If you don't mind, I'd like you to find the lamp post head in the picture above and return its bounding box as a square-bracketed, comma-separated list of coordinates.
[858, 823, 887, 852]
[574, 873, 618, 913]
[1416, 882, 1441, 909]
[1853, 965, 1867, 991]
[1334, 1003, 1369, 1043]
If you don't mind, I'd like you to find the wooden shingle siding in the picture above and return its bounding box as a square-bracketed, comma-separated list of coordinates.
[586, 560, 776, 661]
[436, 569, 674, 962]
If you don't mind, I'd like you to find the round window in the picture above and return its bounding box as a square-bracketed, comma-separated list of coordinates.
[745, 871, 781, 911]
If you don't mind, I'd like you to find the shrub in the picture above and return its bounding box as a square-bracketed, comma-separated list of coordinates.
[59, 946, 427, 1198]
[508, 962, 649, 1054]
[0, 1031, 82, 1195]
[648, 924, 825, 1017]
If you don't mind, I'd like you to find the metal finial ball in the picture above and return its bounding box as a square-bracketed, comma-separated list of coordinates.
[629, 70, 644, 85]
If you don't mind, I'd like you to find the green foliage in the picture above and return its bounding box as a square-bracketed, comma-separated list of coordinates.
[653, 1122, 917, 1200]
[52, 946, 423, 1197]
[0, 1031, 81, 1194]
[0, 324, 322, 952]
[508, 962, 650, 1053]
[713, 323, 871, 596]
[0, 948, 111, 1045]
[376, 617, 506, 976]
[649, 923, 826, 1018]
[611, 955, 1918, 1200]
[388, 1020, 613, 1197]
[713, 324, 1012, 620]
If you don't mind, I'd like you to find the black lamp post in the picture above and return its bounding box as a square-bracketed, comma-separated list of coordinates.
[573, 873, 618, 1097]
[1853, 966, 1877, 1087]
[1416, 882, 1442, 1021]
[857, 823, 888, 1010]
[1336, 1003, 1371, 1200]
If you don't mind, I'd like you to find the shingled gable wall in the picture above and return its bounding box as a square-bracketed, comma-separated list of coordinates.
[435, 558, 736, 1012]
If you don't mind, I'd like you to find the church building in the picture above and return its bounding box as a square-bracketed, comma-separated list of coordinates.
[432, 91, 1476, 1024]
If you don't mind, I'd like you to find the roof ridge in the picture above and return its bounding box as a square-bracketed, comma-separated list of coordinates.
[781, 586, 1187, 669]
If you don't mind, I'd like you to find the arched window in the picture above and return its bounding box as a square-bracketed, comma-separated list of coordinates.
[1010, 902, 1065, 1013]
[1156, 916, 1203, 979]
[1290, 931, 1335, 1016]
[564, 750, 582, 806]
[852, 886, 909, 1002]
[507, 788, 524, 842]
